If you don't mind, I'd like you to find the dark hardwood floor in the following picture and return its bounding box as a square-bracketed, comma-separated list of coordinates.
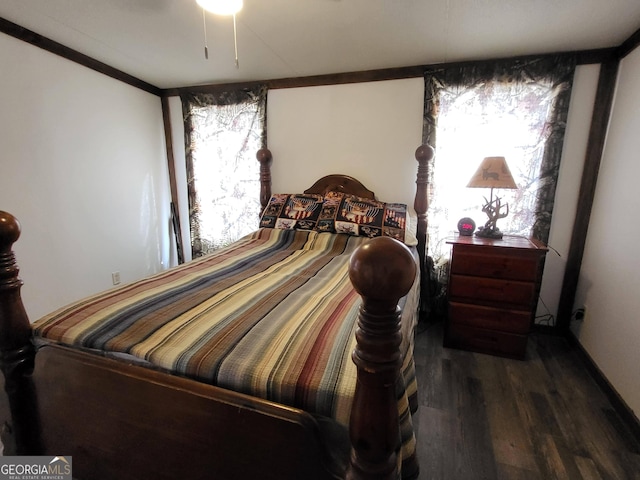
[412, 321, 640, 480]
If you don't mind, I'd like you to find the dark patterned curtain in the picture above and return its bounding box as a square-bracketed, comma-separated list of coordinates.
[182, 86, 267, 258]
[422, 56, 575, 259]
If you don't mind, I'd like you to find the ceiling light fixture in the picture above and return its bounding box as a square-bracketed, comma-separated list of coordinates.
[196, 0, 242, 68]
[196, 0, 243, 16]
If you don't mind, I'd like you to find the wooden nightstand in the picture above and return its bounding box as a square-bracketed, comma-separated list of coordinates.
[444, 234, 547, 359]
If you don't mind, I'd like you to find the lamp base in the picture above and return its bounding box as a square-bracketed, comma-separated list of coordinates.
[475, 226, 503, 239]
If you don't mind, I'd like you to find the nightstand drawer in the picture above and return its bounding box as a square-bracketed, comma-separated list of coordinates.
[448, 301, 531, 334]
[449, 274, 536, 308]
[450, 250, 540, 281]
[445, 323, 528, 359]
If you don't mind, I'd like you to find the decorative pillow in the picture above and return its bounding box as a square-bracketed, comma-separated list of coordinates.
[315, 191, 407, 243]
[259, 193, 324, 230]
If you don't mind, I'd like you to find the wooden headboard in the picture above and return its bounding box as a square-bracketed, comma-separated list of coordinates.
[304, 174, 376, 200]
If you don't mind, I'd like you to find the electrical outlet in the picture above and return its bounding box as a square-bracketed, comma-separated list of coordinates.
[112, 271, 121, 285]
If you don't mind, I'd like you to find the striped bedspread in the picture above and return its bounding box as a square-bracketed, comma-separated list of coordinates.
[33, 228, 420, 473]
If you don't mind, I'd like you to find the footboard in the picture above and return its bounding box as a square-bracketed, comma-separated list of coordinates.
[30, 344, 335, 480]
[0, 211, 416, 480]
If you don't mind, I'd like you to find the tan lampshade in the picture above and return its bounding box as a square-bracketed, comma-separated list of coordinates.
[467, 156, 518, 190]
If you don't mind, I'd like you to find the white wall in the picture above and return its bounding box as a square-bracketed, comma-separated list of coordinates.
[572, 47, 640, 416]
[536, 64, 600, 319]
[0, 33, 171, 320]
[267, 79, 425, 207]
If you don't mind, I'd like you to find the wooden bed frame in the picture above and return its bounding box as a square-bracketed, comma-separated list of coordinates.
[0, 145, 434, 480]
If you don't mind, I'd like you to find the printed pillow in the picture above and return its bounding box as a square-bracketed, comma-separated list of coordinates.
[315, 191, 407, 243]
[259, 193, 324, 230]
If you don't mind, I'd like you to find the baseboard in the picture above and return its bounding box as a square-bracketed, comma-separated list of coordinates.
[565, 330, 640, 446]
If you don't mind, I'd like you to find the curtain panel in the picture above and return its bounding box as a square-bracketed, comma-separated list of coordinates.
[422, 56, 576, 244]
[182, 86, 268, 258]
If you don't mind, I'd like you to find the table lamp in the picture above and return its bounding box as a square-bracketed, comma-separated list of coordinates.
[466, 156, 517, 239]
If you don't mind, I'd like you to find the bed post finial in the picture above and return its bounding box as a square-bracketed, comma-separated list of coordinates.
[256, 148, 273, 210]
[414, 143, 434, 245]
[347, 236, 416, 480]
[0, 211, 42, 455]
[414, 144, 434, 322]
[0, 212, 30, 353]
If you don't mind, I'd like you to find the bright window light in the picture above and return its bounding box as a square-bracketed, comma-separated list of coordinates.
[428, 80, 555, 261]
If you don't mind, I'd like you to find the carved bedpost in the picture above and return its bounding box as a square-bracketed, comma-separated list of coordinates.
[413, 144, 434, 268]
[257, 148, 273, 210]
[347, 236, 417, 480]
[0, 212, 41, 455]
[414, 144, 434, 322]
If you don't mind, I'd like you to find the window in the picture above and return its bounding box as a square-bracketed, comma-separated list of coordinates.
[423, 57, 576, 262]
[182, 87, 267, 257]
[427, 79, 557, 260]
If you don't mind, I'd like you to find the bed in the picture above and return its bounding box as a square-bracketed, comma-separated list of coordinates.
[0, 144, 434, 480]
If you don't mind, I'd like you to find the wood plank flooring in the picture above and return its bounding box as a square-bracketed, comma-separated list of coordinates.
[412, 321, 640, 480]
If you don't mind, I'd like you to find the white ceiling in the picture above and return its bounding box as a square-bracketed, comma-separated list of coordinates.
[2, 0, 640, 90]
